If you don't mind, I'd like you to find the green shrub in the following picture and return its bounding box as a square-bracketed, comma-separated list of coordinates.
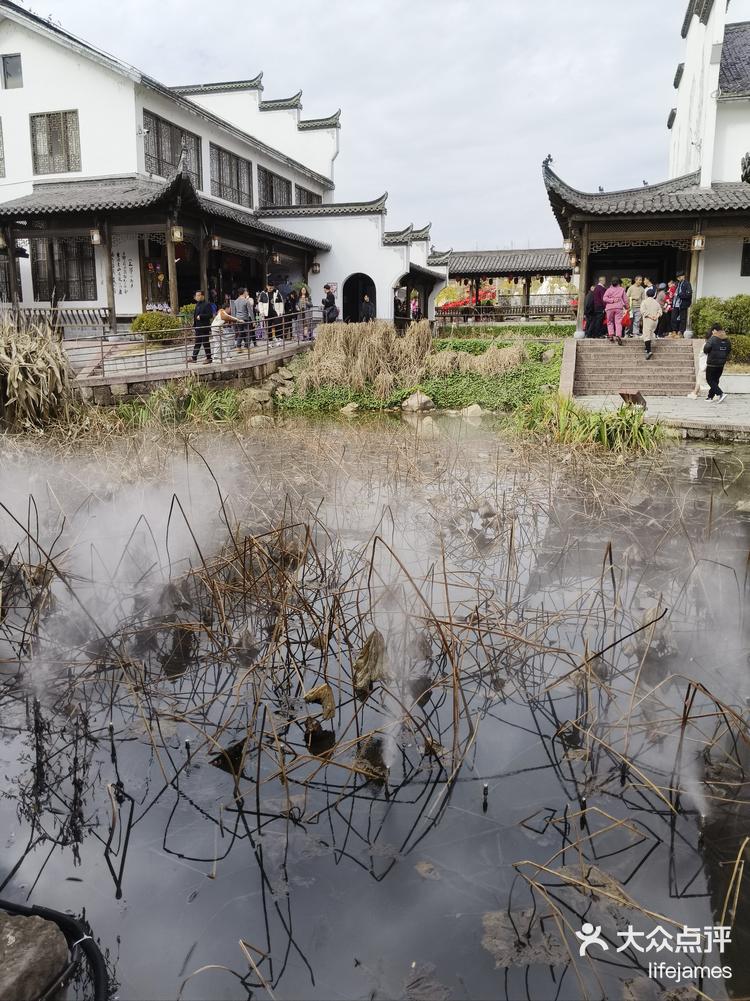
[435, 323, 574, 338]
[730, 334, 750, 363]
[130, 311, 184, 341]
[516, 395, 662, 453]
[691, 294, 750, 338]
[179, 303, 196, 324]
[433, 338, 506, 355]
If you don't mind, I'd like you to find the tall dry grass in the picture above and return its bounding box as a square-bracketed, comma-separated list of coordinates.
[0, 319, 74, 430]
[298, 321, 526, 399]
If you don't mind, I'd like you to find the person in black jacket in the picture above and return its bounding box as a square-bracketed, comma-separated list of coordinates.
[582, 284, 596, 335]
[190, 290, 214, 364]
[703, 323, 732, 402]
[359, 293, 376, 322]
[671, 271, 693, 334]
[322, 284, 337, 322]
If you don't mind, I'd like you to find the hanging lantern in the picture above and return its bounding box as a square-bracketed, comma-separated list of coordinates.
[513, 276, 519, 285]
[488, 278, 495, 285]
[210, 235, 221, 250]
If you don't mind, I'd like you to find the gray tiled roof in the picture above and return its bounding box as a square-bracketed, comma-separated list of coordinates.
[0, 174, 330, 250]
[720, 22, 750, 97]
[383, 224, 413, 245]
[681, 0, 697, 37]
[258, 192, 388, 218]
[298, 110, 341, 131]
[543, 162, 750, 229]
[427, 249, 451, 267]
[259, 91, 303, 111]
[682, 0, 714, 36]
[171, 74, 264, 96]
[383, 222, 431, 245]
[0, 174, 178, 214]
[447, 248, 570, 276]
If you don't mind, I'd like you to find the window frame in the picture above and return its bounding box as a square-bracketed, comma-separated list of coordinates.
[257, 165, 292, 208]
[2, 53, 22, 89]
[741, 241, 750, 278]
[30, 237, 97, 302]
[0, 118, 5, 178]
[209, 143, 252, 208]
[30, 110, 81, 175]
[295, 185, 322, 206]
[143, 109, 202, 190]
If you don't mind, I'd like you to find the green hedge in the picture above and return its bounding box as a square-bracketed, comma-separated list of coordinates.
[131, 311, 184, 341]
[691, 295, 750, 337]
[434, 323, 575, 338]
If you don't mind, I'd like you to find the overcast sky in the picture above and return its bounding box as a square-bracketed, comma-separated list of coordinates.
[26, 0, 750, 251]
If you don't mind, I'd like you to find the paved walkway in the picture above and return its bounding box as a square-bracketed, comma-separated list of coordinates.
[576, 388, 750, 440]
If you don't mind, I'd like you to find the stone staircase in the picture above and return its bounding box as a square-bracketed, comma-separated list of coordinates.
[572, 339, 697, 397]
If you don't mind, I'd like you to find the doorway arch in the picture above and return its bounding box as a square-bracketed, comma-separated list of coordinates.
[343, 272, 376, 322]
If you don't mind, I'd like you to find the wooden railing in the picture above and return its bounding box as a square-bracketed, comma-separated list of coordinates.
[436, 295, 576, 325]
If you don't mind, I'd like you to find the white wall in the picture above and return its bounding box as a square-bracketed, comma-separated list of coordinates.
[0, 17, 137, 202]
[669, 1, 726, 184]
[186, 89, 338, 182]
[711, 100, 750, 181]
[134, 84, 327, 207]
[253, 212, 411, 319]
[699, 236, 750, 297]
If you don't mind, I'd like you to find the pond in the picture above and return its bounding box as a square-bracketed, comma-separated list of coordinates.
[1, 416, 749, 1001]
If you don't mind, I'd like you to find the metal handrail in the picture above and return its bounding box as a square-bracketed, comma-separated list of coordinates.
[69, 308, 323, 382]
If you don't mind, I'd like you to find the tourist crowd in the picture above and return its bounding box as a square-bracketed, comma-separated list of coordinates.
[583, 274, 693, 348]
[583, 273, 732, 402]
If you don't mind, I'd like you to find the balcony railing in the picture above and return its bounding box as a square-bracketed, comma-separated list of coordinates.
[0, 304, 112, 338]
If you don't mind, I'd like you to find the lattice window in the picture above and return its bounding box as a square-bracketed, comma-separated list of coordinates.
[0, 257, 20, 300]
[295, 185, 322, 206]
[143, 110, 202, 189]
[30, 237, 96, 301]
[0, 118, 4, 178]
[257, 166, 292, 207]
[30, 111, 81, 174]
[590, 238, 692, 253]
[210, 143, 252, 207]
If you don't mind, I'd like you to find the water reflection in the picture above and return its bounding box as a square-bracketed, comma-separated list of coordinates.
[0, 421, 747, 1000]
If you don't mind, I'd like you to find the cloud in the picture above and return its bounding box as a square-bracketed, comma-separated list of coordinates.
[32, 0, 700, 248]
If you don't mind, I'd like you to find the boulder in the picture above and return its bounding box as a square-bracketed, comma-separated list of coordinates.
[276, 367, 295, 382]
[401, 391, 435, 413]
[248, 415, 273, 429]
[240, 388, 272, 404]
[461, 404, 484, 418]
[273, 384, 295, 399]
[340, 402, 360, 415]
[541, 349, 556, 363]
[0, 913, 69, 1001]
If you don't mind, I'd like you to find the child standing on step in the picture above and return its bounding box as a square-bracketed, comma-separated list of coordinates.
[639, 287, 662, 360]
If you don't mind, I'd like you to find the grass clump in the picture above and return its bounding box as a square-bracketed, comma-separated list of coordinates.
[115, 378, 239, 427]
[0, 320, 73, 430]
[297, 320, 432, 399]
[516, 395, 662, 453]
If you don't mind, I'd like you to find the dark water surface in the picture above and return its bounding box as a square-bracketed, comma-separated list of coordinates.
[0, 418, 749, 1001]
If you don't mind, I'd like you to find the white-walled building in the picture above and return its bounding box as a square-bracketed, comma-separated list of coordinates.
[545, 0, 750, 321]
[0, 1, 446, 330]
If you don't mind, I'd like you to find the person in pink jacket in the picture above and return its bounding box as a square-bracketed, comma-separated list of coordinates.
[602, 277, 628, 343]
